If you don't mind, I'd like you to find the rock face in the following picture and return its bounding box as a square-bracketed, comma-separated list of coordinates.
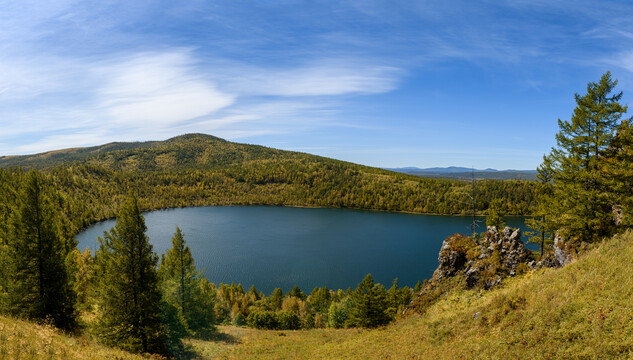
[432, 226, 532, 289]
[535, 234, 572, 268]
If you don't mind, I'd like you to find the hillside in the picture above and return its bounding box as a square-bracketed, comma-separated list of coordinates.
[0, 134, 537, 232]
[0, 315, 143, 360]
[191, 230, 633, 359]
[0, 134, 284, 170]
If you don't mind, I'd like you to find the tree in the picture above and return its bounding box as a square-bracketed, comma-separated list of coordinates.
[327, 297, 352, 328]
[526, 155, 556, 257]
[158, 227, 215, 336]
[604, 119, 633, 227]
[485, 199, 506, 229]
[95, 192, 165, 354]
[0, 169, 20, 312]
[7, 170, 76, 330]
[309, 286, 331, 314]
[546, 71, 628, 242]
[269, 288, 284, 311]
[287, 285, 306, 300]
[348, 274, 390, 328]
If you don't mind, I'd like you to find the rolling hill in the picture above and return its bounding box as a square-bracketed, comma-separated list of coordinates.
[0, 134, 537, 233]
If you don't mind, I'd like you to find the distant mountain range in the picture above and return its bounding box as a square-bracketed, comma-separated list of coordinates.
[385, 167, 537, 181]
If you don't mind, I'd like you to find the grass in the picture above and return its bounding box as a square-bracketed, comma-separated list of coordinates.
[4, 230, 633, 359]
[0, 315, 145, 360]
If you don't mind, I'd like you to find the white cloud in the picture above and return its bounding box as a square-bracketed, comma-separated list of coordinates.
[96, 52, 235, 127]
[14, 132, 111, 154]
[218, 60, 402, 97]
[609, 51, 633, 74]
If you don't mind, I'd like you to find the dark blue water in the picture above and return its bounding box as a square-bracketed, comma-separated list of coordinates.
[76, 206, 529, 294]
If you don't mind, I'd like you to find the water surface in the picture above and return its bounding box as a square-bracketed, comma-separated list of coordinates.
[77, 206, 528, 294]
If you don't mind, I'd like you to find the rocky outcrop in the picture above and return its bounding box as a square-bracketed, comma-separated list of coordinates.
[534, 234, 572, 268]
[433, 226, 532, 289]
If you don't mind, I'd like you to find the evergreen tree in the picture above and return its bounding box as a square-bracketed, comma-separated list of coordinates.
[327, 297, 352, 328]
[95, 192, 165, 354]
[526, 155, 556, 257]
[485, 199, 506, 229]
[348, 274, 390, 328]
[309, 286, 331, 314]
[546, 71, 627, 242]
[7, 170, 76, 330]
[604, 119, 633, 227]
[0, 169, 20, 312]
[287, 285, 306, 300]
[158, 227, 215, 336]
[413, 280, 422, 293]
[269, 288, 284, 311]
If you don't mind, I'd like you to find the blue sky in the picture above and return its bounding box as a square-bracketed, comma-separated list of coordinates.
[2, 1, 633, 170]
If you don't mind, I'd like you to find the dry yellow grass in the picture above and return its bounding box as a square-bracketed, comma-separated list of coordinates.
[0, 315, 144, 360]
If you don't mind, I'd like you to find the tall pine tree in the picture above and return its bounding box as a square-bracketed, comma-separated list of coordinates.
[158, 227, 215, 337]
[7, 170, 76, 330]
[546, 71, 627, 242]
[526, 155, 556, 257]
[604, 119, 633, 227]
[95, 192, 165, 354]
[348, 274, 390, 328]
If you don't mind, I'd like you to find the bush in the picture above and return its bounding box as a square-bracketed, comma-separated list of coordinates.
[247, 311, 278, 330]
[232, 313, 245, 327]
[277, 312, 301, 330]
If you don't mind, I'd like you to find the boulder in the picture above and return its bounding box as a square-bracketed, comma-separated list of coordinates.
[430, 227, 533, 289]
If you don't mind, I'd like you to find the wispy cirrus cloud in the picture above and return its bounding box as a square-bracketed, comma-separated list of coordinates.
[221, 61, 402, 97]
[95, 52, 235, 128]
[0, 46, 403, 154]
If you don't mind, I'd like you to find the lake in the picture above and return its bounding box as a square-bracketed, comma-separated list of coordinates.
[76, 206, 530, 294]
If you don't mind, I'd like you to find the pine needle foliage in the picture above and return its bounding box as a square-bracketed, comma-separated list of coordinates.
[158, 227, 215, 337]
[545, 71, 628, 242]
[94, 192, 165, 354]
[6, 170, 76, 330]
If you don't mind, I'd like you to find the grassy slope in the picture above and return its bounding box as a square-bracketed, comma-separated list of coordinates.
[196, 230, 633, 359]
[0, 315, 143, 360]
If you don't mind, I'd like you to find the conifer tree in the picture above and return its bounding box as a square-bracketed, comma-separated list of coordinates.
[485, 199, 506, 229]
[546, 71, 627, 242]
[604, 119, 633, 227]
[348, 274, 390, 328]
[269, 288, 284, 311]
[95, 192, 165, 354]
[7, 170, 76, 330]
[0, 169, 19, 312]
[526, 155, 556, 257]
[158, 227, 215, 336]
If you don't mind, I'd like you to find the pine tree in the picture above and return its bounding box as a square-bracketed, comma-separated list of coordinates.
[269, 288, 284, 311]
[348, 274, 390, 328]
[7, 170, 76, 330]
[526, 155, 557, 257]
[158, 227, 215, 337]
[485, 199, 506, 229]
[95, 192, 165, 354]
[546, 71, 627, 242]
[604, 119, 633, 227]
[0, 169, 20, 312]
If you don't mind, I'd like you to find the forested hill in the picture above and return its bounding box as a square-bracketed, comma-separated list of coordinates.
[0, 133, 536, 232]
[0, 133, 265, 170]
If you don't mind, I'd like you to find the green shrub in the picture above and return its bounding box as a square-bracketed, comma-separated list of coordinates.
[247, 311, 279, 330]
